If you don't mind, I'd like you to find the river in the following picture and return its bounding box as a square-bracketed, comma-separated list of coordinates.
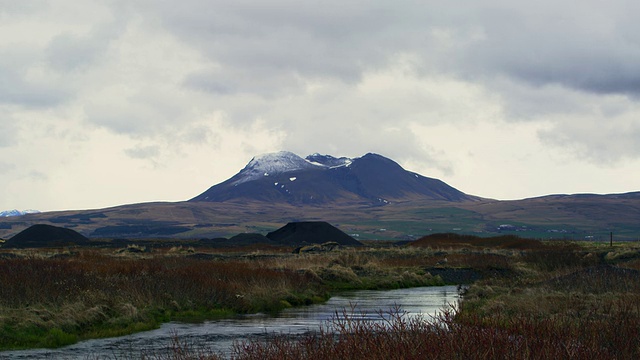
[0, 285, 460, 359]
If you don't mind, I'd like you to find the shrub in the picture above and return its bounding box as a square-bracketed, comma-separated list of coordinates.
[229, 303, 640, 360]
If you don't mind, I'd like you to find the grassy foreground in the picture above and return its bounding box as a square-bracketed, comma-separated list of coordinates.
[146, 235, 640, 359]
[0, 244, 443, 350]
[2, 235, 640, 359]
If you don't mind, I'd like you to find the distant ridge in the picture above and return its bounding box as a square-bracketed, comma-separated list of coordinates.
[191, 151, 477, 205]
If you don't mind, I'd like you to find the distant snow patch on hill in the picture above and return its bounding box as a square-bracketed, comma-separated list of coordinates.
[0, 209, 40, 217]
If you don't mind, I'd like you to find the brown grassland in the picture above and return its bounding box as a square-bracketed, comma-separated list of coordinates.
[1, 234, 640, 359]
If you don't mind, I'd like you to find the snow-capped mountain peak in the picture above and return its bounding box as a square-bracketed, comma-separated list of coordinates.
[232, 151, 324, 185]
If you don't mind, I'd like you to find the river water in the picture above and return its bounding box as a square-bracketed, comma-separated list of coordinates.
[1, 285, 460, 359]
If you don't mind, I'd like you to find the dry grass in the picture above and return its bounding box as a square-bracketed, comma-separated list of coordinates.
[157, 299, 640, 360]
[0, 249, 326, 349]
[152, 237, 640, 359]
[3, 237, 640, 356]
[0, 244, 451, 350]
[410, 233, 546, 250]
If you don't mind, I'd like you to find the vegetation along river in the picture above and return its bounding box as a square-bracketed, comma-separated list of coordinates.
[1, 285, 460, 359]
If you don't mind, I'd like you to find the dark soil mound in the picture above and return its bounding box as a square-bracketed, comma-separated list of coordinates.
[3, 224, 89, 248]
[266, 221, 362, 247]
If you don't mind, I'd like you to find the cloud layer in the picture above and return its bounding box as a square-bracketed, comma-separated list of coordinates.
[1, 1, 639, 211]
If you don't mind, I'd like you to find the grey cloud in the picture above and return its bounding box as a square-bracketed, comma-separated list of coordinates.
[0, 161, 16, 173]
[477, 43, 640, 97]
[183, 67, 308, 99]
[0, 4, 126, 110]
[84, 83, 191, 136]
[45, 25, 118, 72]
[0, 115, 17, 147]
[179, 124, 218, 145]
[0, 0, 48, 16]
[86, 109, 143, 135]
[183, 72, 235, 95]
[152, 1, 427, 95]
[0, 51, 70, 108]
[86, 108, 165, 136]
[27, 171, 48, 181]
[147, 1, 640, 101]
[456, 2, 640, 97]
[539, 117, 640, 164]
[124, 145, 160, 160]
[93, 1, 640, 169]
[6, 0, 638, 167]
[489, 79, 596, 121]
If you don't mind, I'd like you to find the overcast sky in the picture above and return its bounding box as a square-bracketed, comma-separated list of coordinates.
[1, 1, 640, 212]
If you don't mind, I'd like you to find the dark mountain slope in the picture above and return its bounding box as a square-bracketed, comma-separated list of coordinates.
[337, 153, 472, 202]
[190, 167, 362, 204]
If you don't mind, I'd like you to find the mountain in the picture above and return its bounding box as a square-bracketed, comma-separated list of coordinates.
[0, 209, 40, 217]
[0, 151, 638, 241]
[190, 151, 478, 205]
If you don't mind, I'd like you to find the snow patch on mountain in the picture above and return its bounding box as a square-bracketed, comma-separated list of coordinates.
[232, 151, 323, 185]
[230, 151, 357, 185]
[305, 153, 352, 168]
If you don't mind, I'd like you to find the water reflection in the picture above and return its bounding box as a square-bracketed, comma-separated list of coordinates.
[0, 285, 459, 359]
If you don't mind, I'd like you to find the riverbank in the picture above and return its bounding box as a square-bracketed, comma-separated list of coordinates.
[0, 286, 460, 359]
[0, 244, 448, 350]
